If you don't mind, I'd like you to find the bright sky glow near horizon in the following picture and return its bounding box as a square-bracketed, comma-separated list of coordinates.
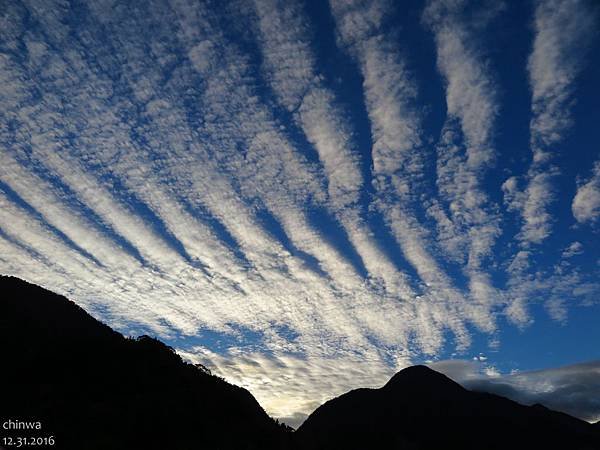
[1, 0, 599, 427]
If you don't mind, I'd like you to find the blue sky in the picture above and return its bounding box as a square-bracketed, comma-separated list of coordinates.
[1, 0, 599, 426]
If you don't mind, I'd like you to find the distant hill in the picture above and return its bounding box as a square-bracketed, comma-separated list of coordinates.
[0, 276, 290, 450]
[295, 365, 600, 450]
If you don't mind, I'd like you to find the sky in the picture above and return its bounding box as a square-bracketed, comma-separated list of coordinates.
[1, 0, 599, 427]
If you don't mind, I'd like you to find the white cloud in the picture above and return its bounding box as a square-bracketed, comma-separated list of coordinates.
[511, 0, 598, 245]
[423, 0, 500, 165]
[423, 0, 503, 330]
[562, 241, 584, 258]
[498, 0, 599, 329]
[528, 0, 597, 157]
[573, 162, 600, 224]
[504, 170, 557, 244]
[329, 0, 490, 351]
[250, 0, 418, 300]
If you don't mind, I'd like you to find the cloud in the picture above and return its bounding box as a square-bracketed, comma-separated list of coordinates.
[562, 241, 584, 258]
[423, 0, 501, 164]
[249, 0, 417, 300]
[178, 346, 407, 429]
[503, 170, 557, 244]
[328, 0, 493, 352]
[423, 0, 503, 331]
[497, 0, 599, 326]
[431, 359, 600, 423]
[573, 162, 600, 224]
[528, 0, 597, 156]
[510, 0, 598, 245]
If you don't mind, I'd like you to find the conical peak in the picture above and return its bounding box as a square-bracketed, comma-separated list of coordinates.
[383, 365, 462, 391]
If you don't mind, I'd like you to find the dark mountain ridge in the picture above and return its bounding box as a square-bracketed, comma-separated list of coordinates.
[295, 365, 599, 450]
[0, 276, 290, 450]
[1, 275, 598, 450]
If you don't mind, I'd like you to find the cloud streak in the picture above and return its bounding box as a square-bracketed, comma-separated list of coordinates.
[508, 0, 597, 244]
[423, 0, 504, 334]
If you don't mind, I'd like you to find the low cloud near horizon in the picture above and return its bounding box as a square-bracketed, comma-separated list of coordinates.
[430, 359, 600, 424]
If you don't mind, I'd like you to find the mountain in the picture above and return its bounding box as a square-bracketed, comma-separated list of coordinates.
[0, 276, 291, 450]
[295, 365, 600, 450]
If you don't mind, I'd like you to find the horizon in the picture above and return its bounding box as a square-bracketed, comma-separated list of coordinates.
[1, 0, 599, 427]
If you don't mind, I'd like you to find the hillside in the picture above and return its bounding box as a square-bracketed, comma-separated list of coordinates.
[0, 276, 290, 450]
[295, 365, 600, 450]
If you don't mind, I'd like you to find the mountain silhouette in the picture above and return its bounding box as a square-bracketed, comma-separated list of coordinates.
[295, 365, 599, 450]
[0, 276, 291, 450]
[2, 275, 599, 450]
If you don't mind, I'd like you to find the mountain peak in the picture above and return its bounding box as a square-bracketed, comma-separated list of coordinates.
[383, 365, 463, 392]
[297, 363, 598, 450]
